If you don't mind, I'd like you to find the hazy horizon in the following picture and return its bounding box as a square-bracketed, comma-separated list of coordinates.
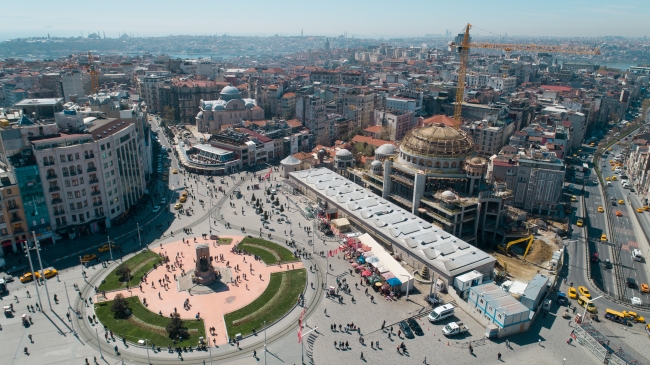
[1, 0, 648, 40]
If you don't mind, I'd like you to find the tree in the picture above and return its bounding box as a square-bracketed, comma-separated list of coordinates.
[166, 312, 189, 340]
[115, 264, 131, 282]
[111, 294, 129, 318]
[275, 197, 280, 206]
[161, 105, 177, 124]
[263, 211, 268, 221]
[251, 193, 256, 202]
[378, 125, 395, 141]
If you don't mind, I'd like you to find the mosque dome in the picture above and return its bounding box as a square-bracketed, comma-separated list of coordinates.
[399, 123, 474, 158]
[220, 85, 240, 95]
[441, 190, 456, 200]
[335, 149, 353, 159]
[371, 160, 382, 166]
[375, 143, 397, 156]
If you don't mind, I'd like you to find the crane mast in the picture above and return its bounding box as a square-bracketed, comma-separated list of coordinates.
[88, 51, 99, 94]
[453, 24, 472, 128]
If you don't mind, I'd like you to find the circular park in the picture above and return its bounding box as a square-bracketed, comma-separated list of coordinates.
[94, 236, 305, 348]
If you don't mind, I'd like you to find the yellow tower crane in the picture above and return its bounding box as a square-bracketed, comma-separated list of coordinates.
[449, 24, 600, 128]
[88, 51, 99, 94]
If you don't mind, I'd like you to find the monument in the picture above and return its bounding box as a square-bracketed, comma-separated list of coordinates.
[193, 244, 218, 285]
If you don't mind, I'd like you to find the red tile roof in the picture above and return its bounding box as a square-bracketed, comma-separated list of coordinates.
[420, 115, 455, 127]
[541, 85, 572, 92]
[364, 125, 382, 133]
[351, 135, 395, 148]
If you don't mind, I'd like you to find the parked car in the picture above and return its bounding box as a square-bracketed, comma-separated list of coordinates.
[152, 206, 161, 213]
[399, 321, 415, 339]
[406, 318, 424, 336]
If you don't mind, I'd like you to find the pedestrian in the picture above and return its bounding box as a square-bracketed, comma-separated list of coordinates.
[423, 357, 427, 364]
[506, 339, 510, 348]
[498, 352, 502, 360]
[360, 351, 364, 360]
[538, 339, 542, 346]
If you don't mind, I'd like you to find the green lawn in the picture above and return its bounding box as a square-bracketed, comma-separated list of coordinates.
[224, 268, 306, 338]
[217, 237, 233, 245]
[238, 237, 298, 265]
[95, 296, 205, 347]
[99, 250, 163, 291]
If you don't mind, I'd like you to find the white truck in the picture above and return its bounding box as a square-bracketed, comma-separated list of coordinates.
[442, 321, 468, 336]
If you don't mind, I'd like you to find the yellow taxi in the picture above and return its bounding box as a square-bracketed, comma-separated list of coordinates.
[616, 211, 623, 217]
[578, 286, 591, 299]
[623, 311, 645, 323]
[179, 196, 187, 203]
[618, 199, 625, 205]
[598, 206, 604, 213]
[43, 269, 58, 279]
[608, 147, 613, 151]
[612, 176, 618, 181]
[81, 254, 97, 262]
[601, 234, 607, 241]
[172, 169, 178, 174]
[641, 283, 649, 293]
[174, 203, 182, 210]
[162, 175, 168, 181]
[98, 244, 119, 253]
[568, 287, 578, 299]
[644, 206, 650, 211]
[590, 142, 595, 147]
[605, 177, 611, 181]
[637, 208, 644, 213]
[612, 167, 616, 171]
[20, 271, 41, 283]
[576, 219, 584, 227]
[617, 142, 621, 145]
[571, 195, 577, 202]
[573, 154, 578, 158]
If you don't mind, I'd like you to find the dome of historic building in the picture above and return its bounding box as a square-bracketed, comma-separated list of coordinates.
[441, 190, 456, 200]
[371, 160, 382, 166]
[399, 124, 474, 158]
[335, 149, 353, 159]
[470, 157, 483, 164]
[220, 85, 242, 101]
[375, 143, 397, 156]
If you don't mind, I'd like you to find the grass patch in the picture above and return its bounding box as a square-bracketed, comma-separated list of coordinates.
[99, 250, 162, 291]
[95, 296, 205, 347]
[224, 268, 306, 338]
[238, 237, 298, 265]
[217, 237, 233, 245]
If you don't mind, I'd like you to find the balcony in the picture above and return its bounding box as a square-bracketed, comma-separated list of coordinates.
[69, 171, 77, 176]
[43, 161, 54, 166]
[54, 210, 65, 216]
[51, 198, 62, 204]
[7, 205, 19, 211]
[62, 173, 69, 177]
[85, 154, 95, 160]
[89, 178, 99, 184]
[95, 212, 105, 218]
[58, 222, 68, 228]
[93, 201, 103, 207]
[46, 174, 58, 180]
[10, 216, 22, 223]
[91, 191, 101, 196]
[49, 186, 60, 192]
[87, 166, 97, 172]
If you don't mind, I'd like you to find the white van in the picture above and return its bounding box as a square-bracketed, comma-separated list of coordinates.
[632, 249, 643, 262]
[428, 304, 455, 322]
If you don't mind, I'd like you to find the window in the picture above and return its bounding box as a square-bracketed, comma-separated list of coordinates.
[75, 153, 80, 160]
[67, 154, 73, 162]
[71, 178, 79, 186]
[103, 163, 108, 168]
[75, 191, 81, 198]
[72, 215, 77, 222]
[65, 180, 71, 187]
[76, 202, 82, 209]
[67, 192, 73, 199]
[60, 155, 66, 163]
[80, 177, 84, 184]
[84, 200, 88, 207]
[69, 203, 75, 210]
[77, 165, 82, 174]
[101, 144, 105, 151]
[62, 167, 68, 176]
[107, 142, 110, 148]
[111, 170, 115, 176]
[86, 212, 90, 219]
[82, 189, 86, 196]
[106, 181, 111, 187]
[105, 172, 110, 178]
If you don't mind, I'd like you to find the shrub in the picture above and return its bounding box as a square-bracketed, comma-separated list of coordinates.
[115, 264, 131, 282]
[111, 294, 129, 318]
[166, 312, 189, 340]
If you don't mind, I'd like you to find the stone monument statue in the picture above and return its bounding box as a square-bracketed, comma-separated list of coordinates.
[193, 244, 217, 285]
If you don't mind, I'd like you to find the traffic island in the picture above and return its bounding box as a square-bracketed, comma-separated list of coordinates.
[237, 236, 299, 264]
[99, 250, 163, 291]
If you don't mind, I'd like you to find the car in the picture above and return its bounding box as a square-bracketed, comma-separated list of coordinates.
[399, 321, 415, 339]
[605, 177, 611, 181]
[571, 196, 577, 202]
[98, 244, 119, 253]
[19, 271, 41, 283]
[152, 206, 161, 213]
[174, 203, 182, 210]
[576, 219, 583, 227]
[616, 211, 623, 217]
[42, 269, 58, 279]
[608, 147, 613, 151]
[637, 208, 644, 213]
[161, 198, 168, 205]
[612, 167, 616, 171]
[641, 283, 650, 293]
[601, 234, 607, 241]
[578, 286, 591, 299]
[612, 176, 618, 181]
[604, 259, 613, 269]
[406, 318, 424, 336]
[591, 253, 599, 262]
[627, 277, 637, 289]
[618, 199, 625, 205]
[644, 206, 650, 211]
[568, 287, 578, 299]
[81, 254, 97, 262]
[162, 175, 168, 181]
[631, 297, 643, 306]
[598, 206, 604, 213]
[172, 169, 178, 174]
[179, 196, 187, 203]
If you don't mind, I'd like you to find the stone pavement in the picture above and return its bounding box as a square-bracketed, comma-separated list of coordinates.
[99, 237, 304, 346]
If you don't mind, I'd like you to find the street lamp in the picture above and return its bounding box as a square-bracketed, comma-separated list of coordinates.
[582, 295, 602, 322]
[96, 328, 104, 359]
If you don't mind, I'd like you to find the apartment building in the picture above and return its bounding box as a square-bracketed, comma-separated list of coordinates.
[462, 119, 516, 157]
[373, 109, 413, 141]
[137, 73, 171, 114]
[296, 95, 326, 134]
[61, 71, 89, 101]
[340, 90, 376, 129]
[32, 119, 145, 234]
[0, 172, 29, 254]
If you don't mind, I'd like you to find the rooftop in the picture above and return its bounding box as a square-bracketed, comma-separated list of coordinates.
[88, 118, 131, 141]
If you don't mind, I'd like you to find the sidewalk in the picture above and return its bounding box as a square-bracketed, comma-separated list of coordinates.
[626, 194, 650, 278]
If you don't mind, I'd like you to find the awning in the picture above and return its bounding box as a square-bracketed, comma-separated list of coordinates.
[1, 240, 12, 247]
[386, 277, 402, 286]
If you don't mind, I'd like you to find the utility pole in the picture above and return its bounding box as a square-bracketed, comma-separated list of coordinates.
[33, 232, 52, 311]
[64, 281, 77, 335]
[24, 240, 43, 311]
[264, 321, 267, 365]
[137, 223, 142, 246]
[108, 236, 114, 261]
[96, 328, 104, 359]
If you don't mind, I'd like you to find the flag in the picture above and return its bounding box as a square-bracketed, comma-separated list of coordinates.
[298, 307, 307, 343]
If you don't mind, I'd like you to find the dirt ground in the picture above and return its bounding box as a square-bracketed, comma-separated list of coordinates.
[491, 237, 560, 282]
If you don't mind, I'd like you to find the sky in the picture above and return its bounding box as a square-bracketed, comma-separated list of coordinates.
[1, 0, 648, 40]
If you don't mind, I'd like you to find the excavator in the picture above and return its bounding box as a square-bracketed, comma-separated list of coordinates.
[497, 235, 535, 260]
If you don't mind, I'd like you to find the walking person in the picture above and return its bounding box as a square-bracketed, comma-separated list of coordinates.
[498, 352, 502, 360]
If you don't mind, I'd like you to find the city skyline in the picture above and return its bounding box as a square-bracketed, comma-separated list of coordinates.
[1, 0, 648, 40]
